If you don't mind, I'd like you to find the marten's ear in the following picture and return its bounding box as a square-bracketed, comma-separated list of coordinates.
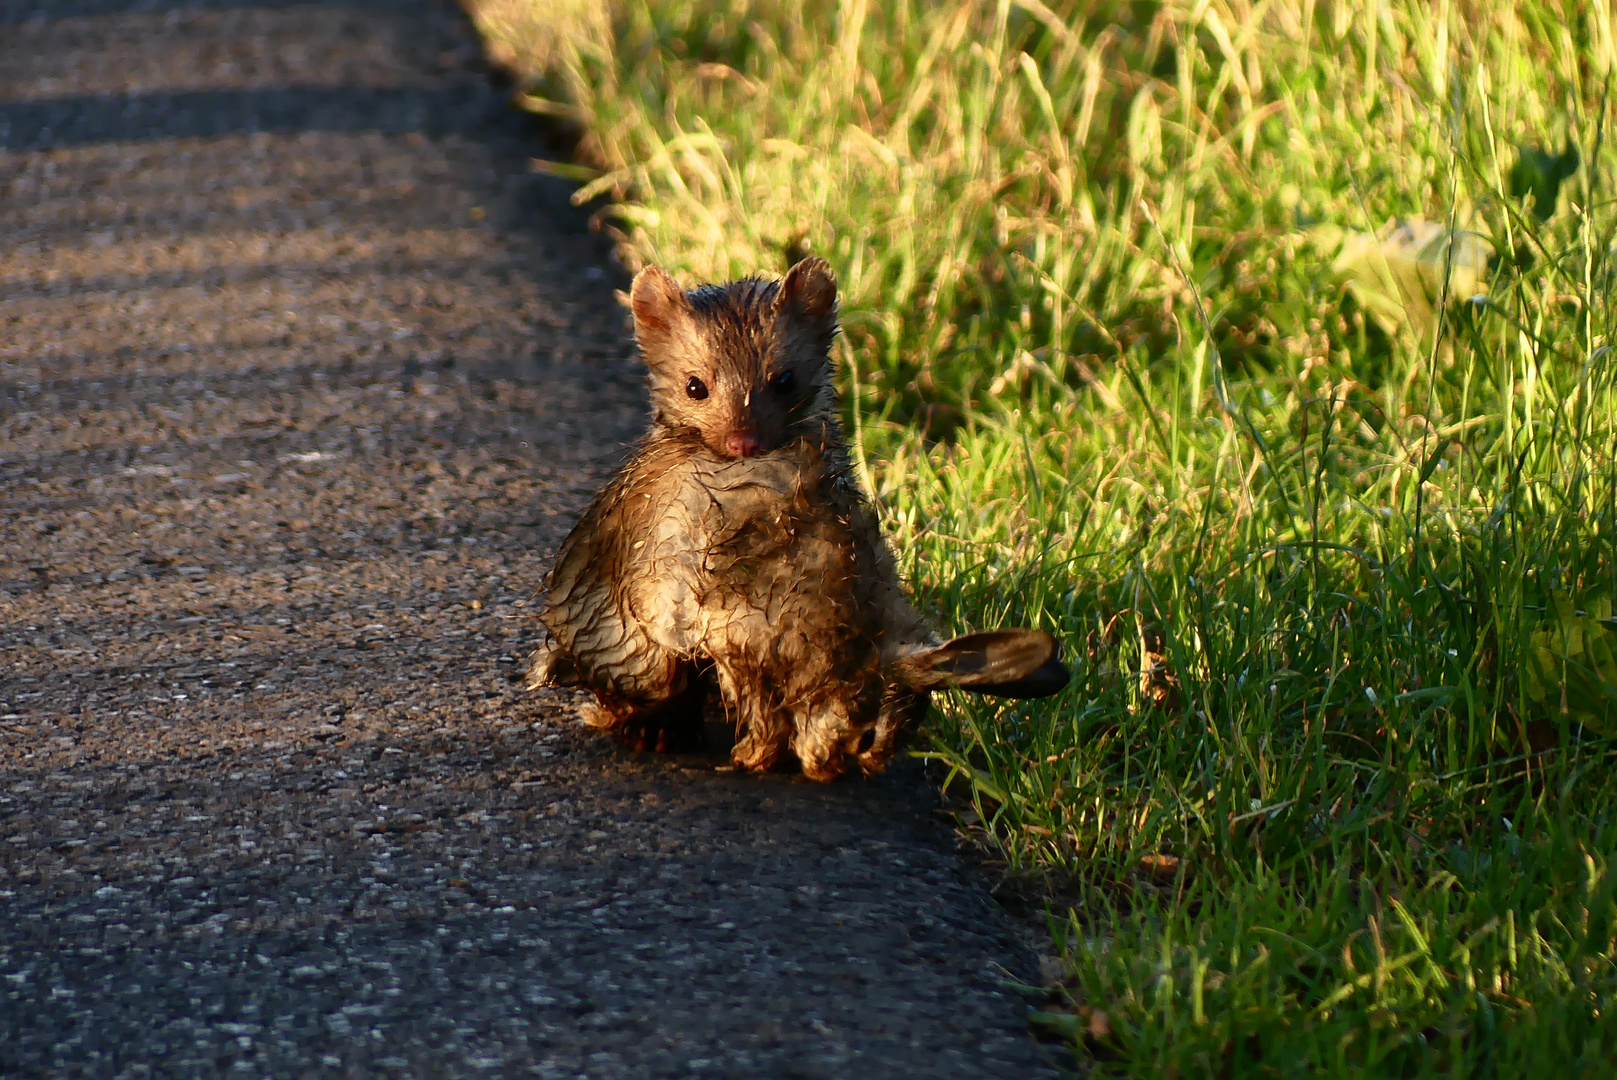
[776, 257, 839, 340]
[630, 265, 692, 361]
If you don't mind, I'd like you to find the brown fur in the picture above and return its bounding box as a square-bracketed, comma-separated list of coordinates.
[530, 258, 1064, 780]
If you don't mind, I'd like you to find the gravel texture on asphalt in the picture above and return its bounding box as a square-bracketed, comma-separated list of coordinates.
[0, 1, 1061, 1076]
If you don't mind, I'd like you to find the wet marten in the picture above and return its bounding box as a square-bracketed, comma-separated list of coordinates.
[528, 257, 1067, 781]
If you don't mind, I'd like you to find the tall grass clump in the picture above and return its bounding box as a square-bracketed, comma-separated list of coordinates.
[472, 0, 1617, 1072]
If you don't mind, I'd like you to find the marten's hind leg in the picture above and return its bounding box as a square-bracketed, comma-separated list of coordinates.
[854, 685, 929, 776]
[564, 650, 709, 753]
[583, 675, 707, 752]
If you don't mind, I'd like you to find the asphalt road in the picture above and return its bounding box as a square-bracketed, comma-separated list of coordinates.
[0, 1, 1061, 1076]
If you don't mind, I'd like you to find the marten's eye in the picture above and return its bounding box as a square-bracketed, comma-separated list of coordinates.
[769, 369, 794, 395]
[685, 376, 709, 400]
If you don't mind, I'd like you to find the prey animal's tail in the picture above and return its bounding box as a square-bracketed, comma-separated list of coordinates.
[891, 629, 1070, 699]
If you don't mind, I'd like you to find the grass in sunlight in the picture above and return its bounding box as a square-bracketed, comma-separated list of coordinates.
[471, 0, 1617, 1071]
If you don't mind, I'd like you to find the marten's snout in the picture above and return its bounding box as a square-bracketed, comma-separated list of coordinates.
[724, 431, 763, 457]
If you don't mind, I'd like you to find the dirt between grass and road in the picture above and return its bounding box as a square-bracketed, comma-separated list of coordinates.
[0, 1, 1061, 1076]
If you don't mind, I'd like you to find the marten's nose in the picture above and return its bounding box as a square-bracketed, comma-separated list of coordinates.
[724, 431, 763, 457]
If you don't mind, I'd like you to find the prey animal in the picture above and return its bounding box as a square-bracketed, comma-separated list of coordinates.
[528, 257, 1067, 781]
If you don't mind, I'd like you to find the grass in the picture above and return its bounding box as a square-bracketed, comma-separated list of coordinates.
[469, 0, 1617, 1072]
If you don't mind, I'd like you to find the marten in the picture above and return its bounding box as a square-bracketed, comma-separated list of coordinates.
[527, 257, 1067, 781]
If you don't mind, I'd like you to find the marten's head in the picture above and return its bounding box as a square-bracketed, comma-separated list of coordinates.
[629, 257, 840, 458]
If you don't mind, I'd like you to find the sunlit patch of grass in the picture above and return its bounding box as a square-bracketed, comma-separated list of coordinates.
[472, 0, 1617, 1071]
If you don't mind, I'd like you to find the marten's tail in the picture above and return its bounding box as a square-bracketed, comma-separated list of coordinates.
[891, 629, 1070, 699]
